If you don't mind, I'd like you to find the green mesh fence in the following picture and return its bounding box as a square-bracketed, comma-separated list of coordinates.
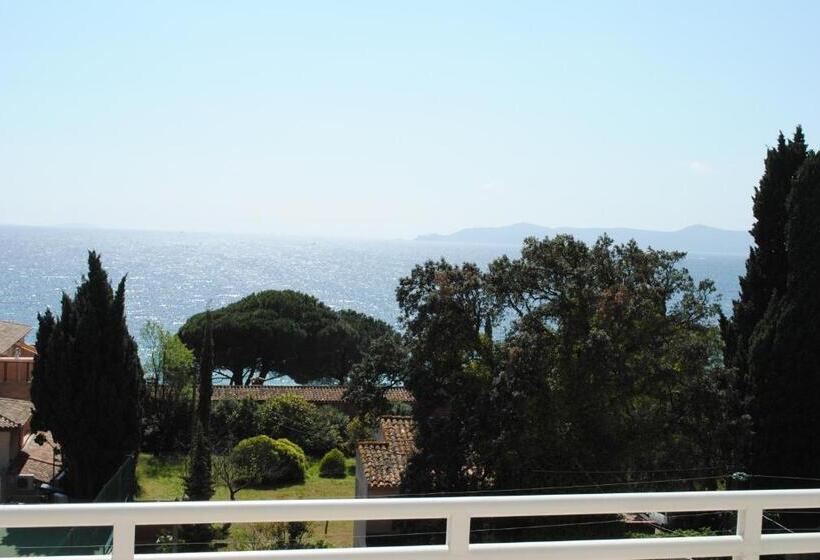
[0, 456, 136, 556]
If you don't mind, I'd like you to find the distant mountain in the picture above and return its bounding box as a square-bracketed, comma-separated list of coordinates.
[416, 223, 752, 255]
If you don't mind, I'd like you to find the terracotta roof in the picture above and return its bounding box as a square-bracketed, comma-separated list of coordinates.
[212, 385, 414, 404]
[9, 431, 61, 484]
[378, 416, 416, 458]
[0, 397, 33, 430]
[0, 321, 31, 356]
[357, 415, 417, 489]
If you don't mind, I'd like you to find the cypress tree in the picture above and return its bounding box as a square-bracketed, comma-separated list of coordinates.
[184, 310, 214, 501]
[30, 252, 143, 501]
[724, 127, 808, 472]
[747, 152, 820, 483]
[181, 312, 215, 549]
[727, 127, 808, 376]
[196, 310, 214, 437]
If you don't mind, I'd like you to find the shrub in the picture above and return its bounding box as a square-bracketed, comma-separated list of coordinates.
[211, 397, 260, 453]
[256, 395, 346, 456]
[318, 449, 347, 478]
[229, 521, 328, 551]
[231, 435, 307, 485]
[309, 406, 347, 454]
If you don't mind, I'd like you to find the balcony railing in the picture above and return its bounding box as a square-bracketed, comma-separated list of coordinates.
[3, 489, 820, 560]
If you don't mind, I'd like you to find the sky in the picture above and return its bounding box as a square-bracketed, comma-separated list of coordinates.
[1, 2, 819, 239]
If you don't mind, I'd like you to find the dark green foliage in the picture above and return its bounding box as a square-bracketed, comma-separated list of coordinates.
[723, 127, 820, 485]
[181, 311, 216, 560]
[183, 312, 215, 502]
[397, 236, 735, 496]
[318, 449, 347, 478]
[397, 260, 496, 494]
[313, 406, 349, 450]
[211, 397, 260, 453]
[184, 421, 214, 500]
[178, 290, 395, 385]
[231, 436, 307, 484]
[30, 252, 143, 501]
[747, 153, 820, 482]
[181, 334, 215, 556]
[726, 128, 808, 409]
[343, 333, 408, 418]
[256, 395, 345, 456]
[196, 311, 215, 435]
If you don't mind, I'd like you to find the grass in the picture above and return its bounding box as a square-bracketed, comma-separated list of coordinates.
[135, 453, 357, 548]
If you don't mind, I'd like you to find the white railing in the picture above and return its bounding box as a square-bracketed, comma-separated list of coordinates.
[2, 489, 820, 560]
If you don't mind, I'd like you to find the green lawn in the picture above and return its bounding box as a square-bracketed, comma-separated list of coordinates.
[136, 453, 357, 548]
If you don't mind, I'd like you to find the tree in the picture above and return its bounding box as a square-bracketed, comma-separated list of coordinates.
[141, 321, 196, 453]
[725, 128, 808, 396]
[397, 260, 496, 494]
[184, 311, 215, 501]
[343, 333, 407, 418]
[30, 252, 143, 501]
[397, 237, 736, 497]
[213, 454, 251, 500]
[485, 236, 734, 491]
[211, 397, 259, 453]
[178, 291, 395, 385]
[747, 152, 820, 483]
[180, 313, 216, 549]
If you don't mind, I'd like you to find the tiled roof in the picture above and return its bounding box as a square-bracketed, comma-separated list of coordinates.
[212, 385, 414, 404]
[378, 416, 416, 458]
[357, 415, 417, 489]
[0, 321, 31, 356]
[0, 397, 33, 430]
[9, 431, 61, 484]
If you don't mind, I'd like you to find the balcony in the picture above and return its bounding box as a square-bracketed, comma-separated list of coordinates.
[3, 489, 820, 559]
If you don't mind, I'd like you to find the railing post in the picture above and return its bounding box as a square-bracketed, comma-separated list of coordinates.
[447, 513, 471, 558]
[734, 507, 762, 560]
[112, 522, 135, 560]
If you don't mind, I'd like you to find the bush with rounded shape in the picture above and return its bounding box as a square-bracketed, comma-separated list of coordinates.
[231, 435, 307, 485]
[318, 449, 347, 478]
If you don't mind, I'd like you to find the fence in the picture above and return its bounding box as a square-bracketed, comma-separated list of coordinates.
[3, 489, 820, 559]
[35, 456, 136, 556]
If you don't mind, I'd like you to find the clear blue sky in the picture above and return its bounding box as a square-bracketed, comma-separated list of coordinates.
[1, 2, 818, 238]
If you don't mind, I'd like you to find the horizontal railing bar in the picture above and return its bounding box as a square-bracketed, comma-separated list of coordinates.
[469, 535, 743, 560]
[138, 545, 449, 560]
[3, 489, 820, 528]
[761, 532, 820, 555]
[0, 557, 102, 560]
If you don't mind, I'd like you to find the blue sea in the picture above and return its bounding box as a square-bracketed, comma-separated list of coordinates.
[0, 225, 746, 347]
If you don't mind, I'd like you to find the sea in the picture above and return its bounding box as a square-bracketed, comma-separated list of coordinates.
[0, 225, 746, 349]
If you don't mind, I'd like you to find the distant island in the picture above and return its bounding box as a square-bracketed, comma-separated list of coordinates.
[416, 223, 752, 255]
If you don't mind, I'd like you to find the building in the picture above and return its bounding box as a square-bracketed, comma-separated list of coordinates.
[212, 385, 414, 414]
[354, 415, 416, 546]
[0, 321, 59, 501]
[0, 321, 36, 401]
